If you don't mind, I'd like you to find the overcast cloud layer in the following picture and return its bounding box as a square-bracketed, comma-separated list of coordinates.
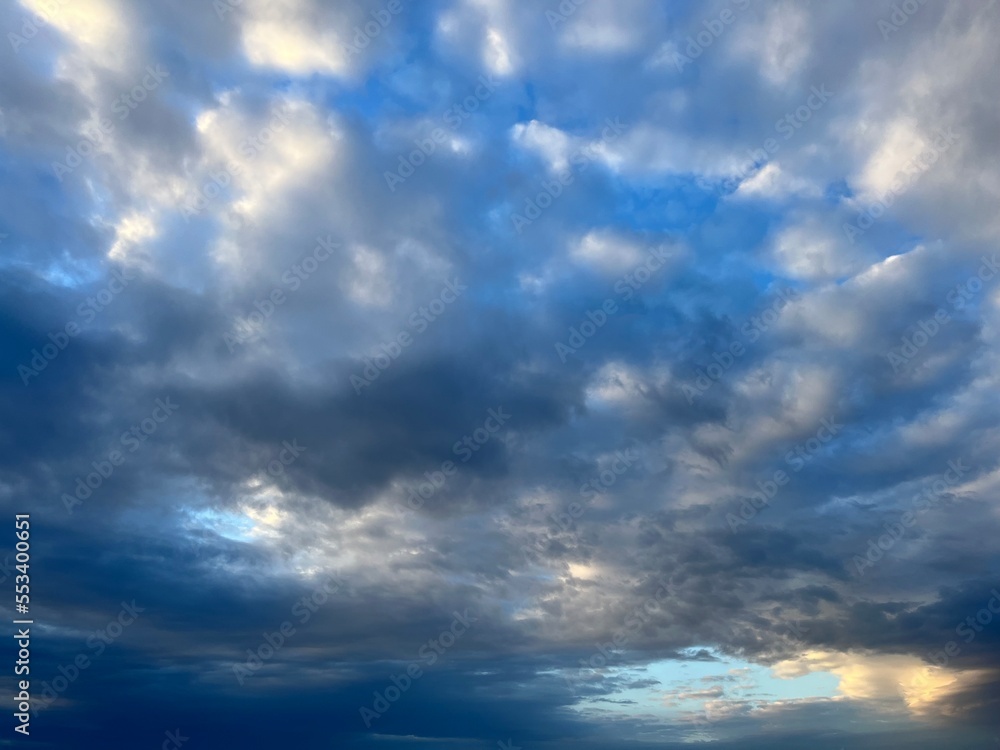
[2, 0, 1000, 748]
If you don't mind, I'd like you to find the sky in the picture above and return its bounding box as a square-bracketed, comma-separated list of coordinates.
[2, 0, 1000, 748]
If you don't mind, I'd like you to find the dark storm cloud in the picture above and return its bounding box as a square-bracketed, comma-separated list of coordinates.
[2, 0, 1000, 748]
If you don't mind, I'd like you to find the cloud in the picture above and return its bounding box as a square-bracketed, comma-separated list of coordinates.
[2, 0, 1000, 747]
